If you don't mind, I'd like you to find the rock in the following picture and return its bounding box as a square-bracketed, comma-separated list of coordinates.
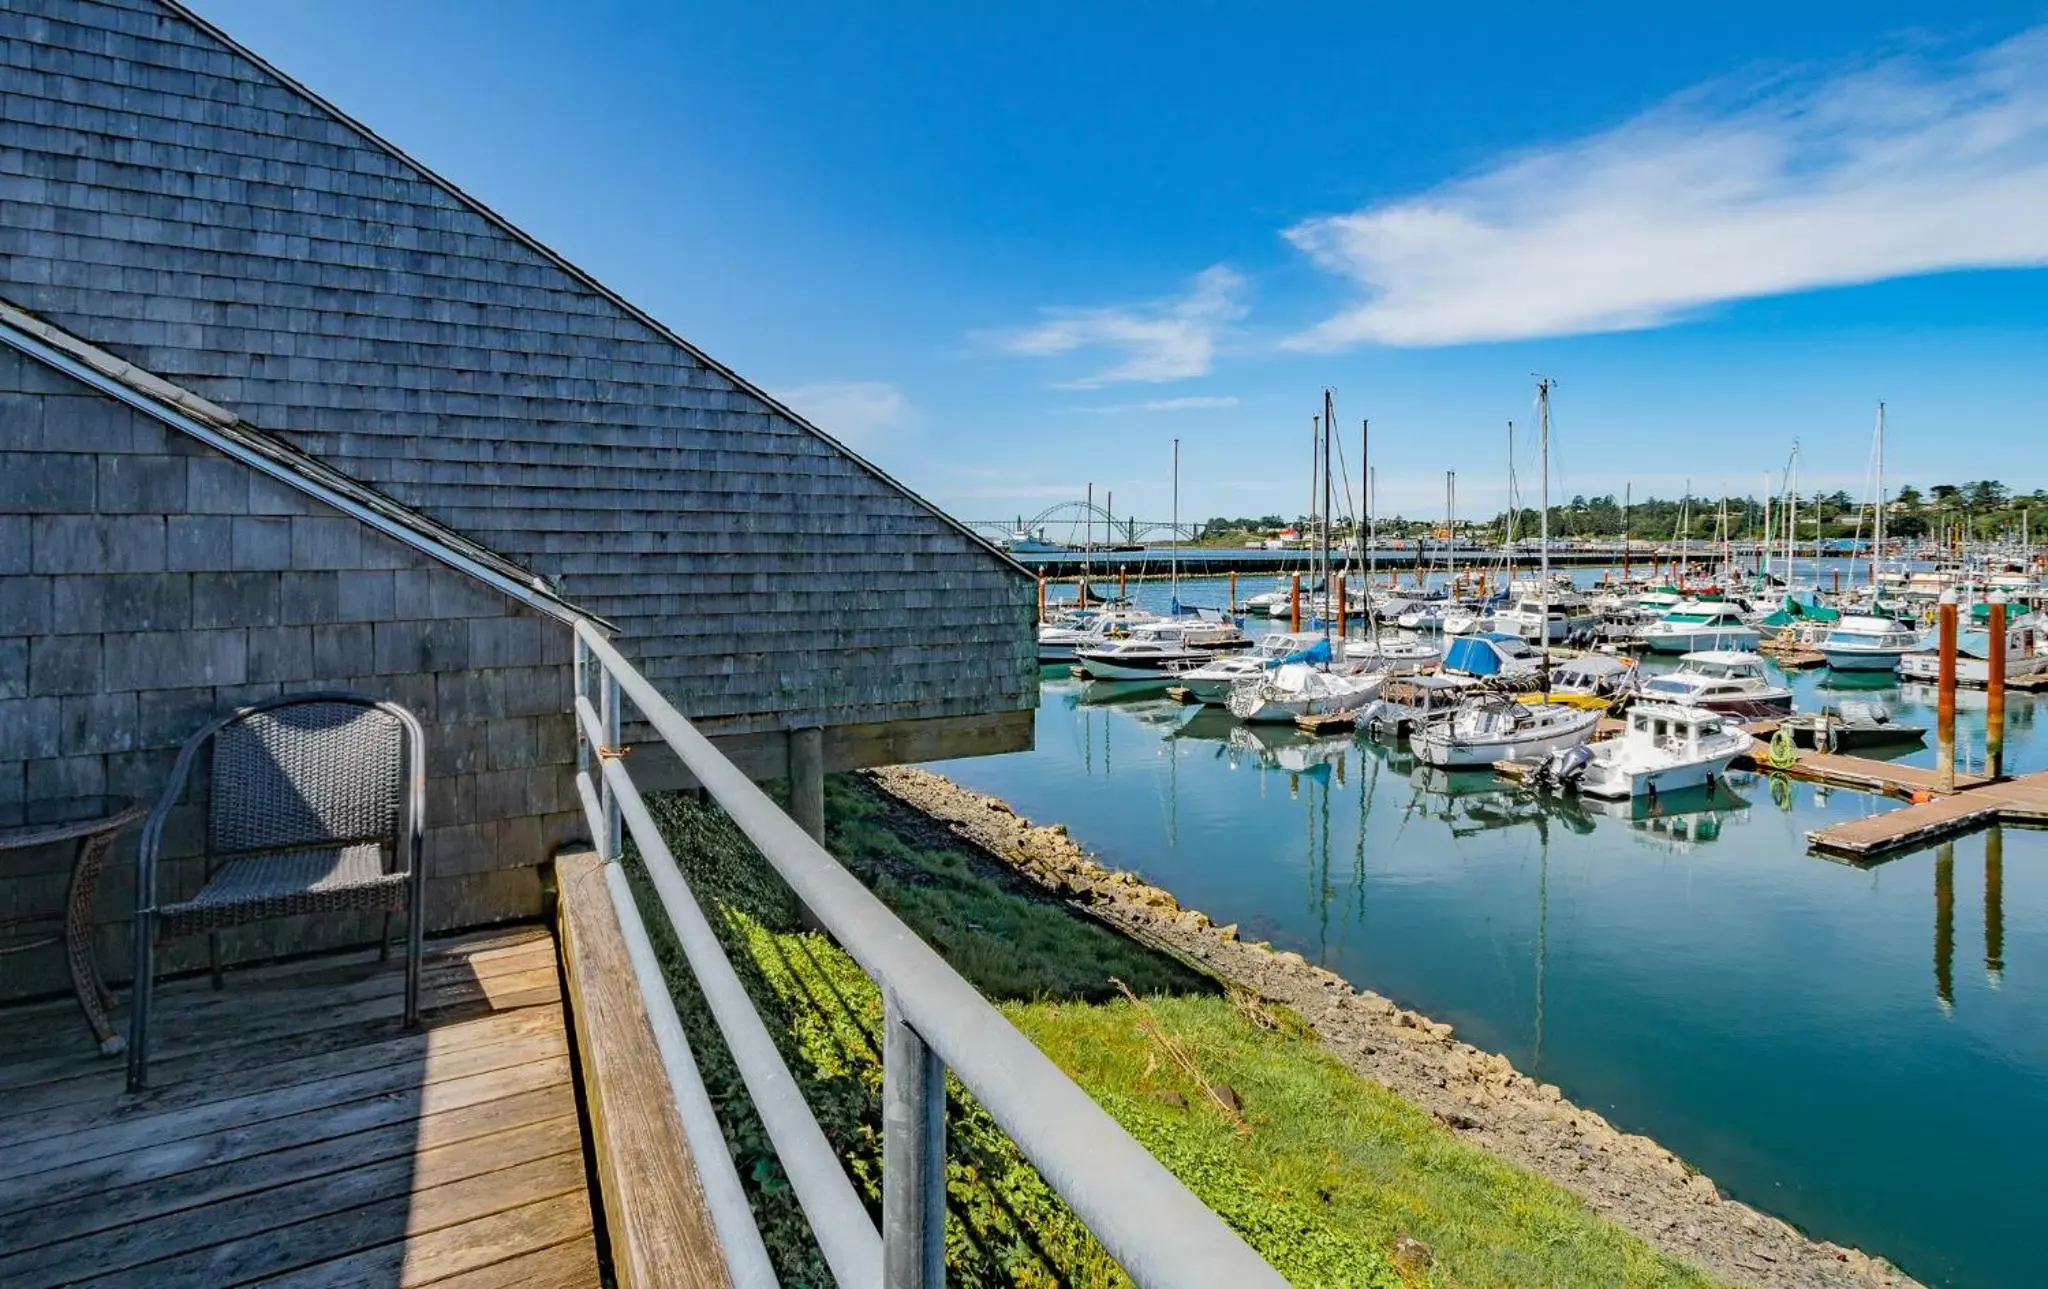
[1209, 1083, 1242, 1114]
[1049, 822, 1068, 836]
[1272, 950, 1308, 970]
[1392, 1234, 1433, 1276]
[983, 797, 1013, 814]
[1214, 922, 1239, 942]
[1687, 1173, 1719, 1204]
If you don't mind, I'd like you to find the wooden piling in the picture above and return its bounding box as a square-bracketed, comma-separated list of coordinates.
[1988, 595, 2008, 779]
[1119, 566, 1127, 603]
[1228, 570, 1237, 613]
[1334, 575, 1347, 637]
[1938, 591, 1958, 794]
[1290, 573, 1303, 632]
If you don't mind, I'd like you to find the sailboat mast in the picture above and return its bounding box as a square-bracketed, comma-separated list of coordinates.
[1622, 480, 1631, 582]
[1761, 472, 1772, 582]
[1170, 439, 1180, 609]
[1445, 470, 1455, 593]
[1873, 401, 1885, 594]
[1538, 378, 1552, 672]
[1363, 418, 1374, 632]
[1322, 389, 1335, 647]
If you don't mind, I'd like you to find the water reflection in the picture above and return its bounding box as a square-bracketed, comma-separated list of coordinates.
[1936, 842, 1956, 1015]
[1987, 827, 2006, 989]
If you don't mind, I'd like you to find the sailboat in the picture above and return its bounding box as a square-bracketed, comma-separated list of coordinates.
[1414, 378, 1601, 765]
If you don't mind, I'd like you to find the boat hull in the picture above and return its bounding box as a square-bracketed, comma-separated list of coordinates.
[1818, 647, 1906, 671]
[1577, 752, 1742, 800]
[1896, 651, 2048, 686]
[1641, 629, 1762, 654]
[1412, 714, 1601, 768]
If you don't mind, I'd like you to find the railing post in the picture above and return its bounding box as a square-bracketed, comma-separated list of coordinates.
[601, 669, 623, 862]
[573, 634, 590, 781]
[883, 991, 947, 1288]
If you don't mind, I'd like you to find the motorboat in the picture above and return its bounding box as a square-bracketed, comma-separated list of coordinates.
[1780, 702, 1926, 752]
[1441, 606, 1492, 636]
[1226, 662, 1384, 724]
[1635, 650, 1793, 717]
[1542, 703, 1749, 800]
[1817, 613, 1923, 672]
[1171, 632, 1328, 704]
[1896, 610, 2048, 686]
[1638, 600, 1761, 654]
[1527, 654, 1639, 710]
[1343, 633, 1442, 671]
[1493, 593, 1599, 644]
[1410, 694, 1604, 767]
[1396, 603, 1447, 632]
[1036, 608, 1157, 663]
[1072, 619, 1250, 681]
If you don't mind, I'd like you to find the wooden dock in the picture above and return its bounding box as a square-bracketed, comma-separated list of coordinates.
[1732, 740, 1990, 797]
[1294, 710, 1359, 734]
[1807, 770, 2048, 859]
[0, 926, 603, 1289]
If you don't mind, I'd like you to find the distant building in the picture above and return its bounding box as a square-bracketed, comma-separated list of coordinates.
[0, 0, 1036, 994]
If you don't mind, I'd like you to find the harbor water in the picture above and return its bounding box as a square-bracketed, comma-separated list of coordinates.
[935, 572, 2047, 1289]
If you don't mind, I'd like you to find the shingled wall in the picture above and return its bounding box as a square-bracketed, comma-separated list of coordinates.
[0, 0, 1038, 741]
[0, 345, 580, 996]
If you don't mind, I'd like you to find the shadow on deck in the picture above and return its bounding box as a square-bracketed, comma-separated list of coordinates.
[0, 926, 601, 1288]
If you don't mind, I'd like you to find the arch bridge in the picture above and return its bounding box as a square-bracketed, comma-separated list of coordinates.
[964, 500, 1200, 544]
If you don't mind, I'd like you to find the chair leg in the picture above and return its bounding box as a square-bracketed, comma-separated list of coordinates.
[127, 911, 154, 1093]
[402, 898, 421, 1028]
[379, 911, 393, 962]
[208, 933, 223, 991]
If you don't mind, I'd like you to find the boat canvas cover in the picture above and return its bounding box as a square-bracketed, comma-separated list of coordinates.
[1444, 633, 1520, 676]
[1759, 597, 1842, 629]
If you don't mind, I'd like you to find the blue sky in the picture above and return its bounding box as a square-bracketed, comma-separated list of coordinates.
[192, 0, 2048, 527]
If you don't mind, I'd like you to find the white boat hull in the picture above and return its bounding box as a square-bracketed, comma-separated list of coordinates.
[1642, 628, 1761, 654]
[1818, 646, 1906, 672]
[1896, 651, 2048, 685]
[1413, 711, 1602, 768]
[1578, 751, 1743, 800]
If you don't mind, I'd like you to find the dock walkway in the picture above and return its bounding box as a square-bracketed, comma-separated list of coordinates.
[1807, 769, 2048, 860]
[0, 926, 602, 1289]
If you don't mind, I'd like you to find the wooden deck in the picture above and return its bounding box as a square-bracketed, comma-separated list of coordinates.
[1807, 769, 2048, 860]
[0, 926, 602, 1289]
[1731, 739, 1990, 796]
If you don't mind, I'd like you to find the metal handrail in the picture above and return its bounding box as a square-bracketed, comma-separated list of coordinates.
[570, 620, 1287, 1288]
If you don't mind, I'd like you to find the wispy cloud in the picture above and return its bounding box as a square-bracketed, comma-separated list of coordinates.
[776, 381, 912, 446]
[983, 266, 1247, 386]
[1285, 27, 2048, 348]
[1061, 395, 1242, 414]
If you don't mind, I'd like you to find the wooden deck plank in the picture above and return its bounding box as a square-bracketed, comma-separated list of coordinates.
[0, 1025, 568, 1178]
[0, 927, 604, 1289]
[242, 1191, 597, 1289]
[2, 1118, 582, 1284]
[74, 1151, 589, 1288]
[0, 1089, 574, 1252]
[1807, 768, 2048, 857]
[556, 847, 731, 1289]
[1, 1005, 565, 1143]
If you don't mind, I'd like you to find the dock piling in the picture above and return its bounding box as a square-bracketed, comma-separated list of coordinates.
[1037, 577, 1046, 624]
[1228, 570, 1237, 613]
[1119, 566, 1127, 604]
[1290, 573, 1302, 632]
[1335, 574, 1347, 638]
[1938, 589, 1958, 794]
[1988, 593, 2008, 779]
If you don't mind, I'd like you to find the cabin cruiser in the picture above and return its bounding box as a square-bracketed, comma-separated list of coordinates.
[1532, 654, 1640, 709]
[1411, 694, 1604, 768]
[1492, 593, 1598, 644]
[1170, 632, 1328, 704]
[1226, 662, 1384, 724]
[1638, 600, 1760, 654]
[1071, 618, 1249, 681]
[1896, 610, 2048, 686]
[1036, 608, 1157, 663]
[1755, 596, 1842, 647]
[1441, 606, 1492, 636]
[1344, 633, 1442, 671]
[1543, 703, 1749, 800]
[1635, 650, 1792, 716]
[1817, 613, 1923, 672]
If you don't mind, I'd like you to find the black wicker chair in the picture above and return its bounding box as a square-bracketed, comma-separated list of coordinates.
[129, 693, 426, 1091]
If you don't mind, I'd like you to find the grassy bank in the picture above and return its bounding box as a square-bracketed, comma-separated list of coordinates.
[630, 777, 1724, 1288]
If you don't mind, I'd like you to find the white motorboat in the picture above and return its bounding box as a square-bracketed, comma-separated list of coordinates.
[1396, 603, 1447, 632]
[1036, 608, 1157, 663]
[1638, 600, 1760, 654]
[1072, 619, 1250, 681]
[1544, 703, 1749, 800]
[1344, 633, 1442, 670]
[1171, 632, 1327, 704]
[1441, 607, 1492, 636]
[1896, 610, 2048, 685]
[1226, 662, 1385, 724]
[1817, 613, 1923, 672]
[1636, 650, 1792, 717]
[1411, 695, 1604, 767]
[1493, 593, 1598, 644]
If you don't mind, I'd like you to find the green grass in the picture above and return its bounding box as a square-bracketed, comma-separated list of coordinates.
[629, 778, 1726, 1289]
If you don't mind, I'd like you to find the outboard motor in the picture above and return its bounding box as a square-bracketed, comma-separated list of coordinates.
[1540, 744, 1594, 790]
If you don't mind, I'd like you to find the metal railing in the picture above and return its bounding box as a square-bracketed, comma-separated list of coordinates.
[570, 620, 1287, 1289]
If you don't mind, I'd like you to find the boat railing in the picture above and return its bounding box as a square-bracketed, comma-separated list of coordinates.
[568, 619, 1287, 1289]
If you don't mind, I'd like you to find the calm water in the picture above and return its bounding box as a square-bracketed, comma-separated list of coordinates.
[936, 573, 2048, 1289]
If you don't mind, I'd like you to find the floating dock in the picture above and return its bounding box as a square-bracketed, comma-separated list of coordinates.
[1807, 769, 2048, 859]
[1732, 742, 1989, 796]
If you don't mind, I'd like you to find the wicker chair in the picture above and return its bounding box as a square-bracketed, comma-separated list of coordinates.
[128, 693, 425, 1091]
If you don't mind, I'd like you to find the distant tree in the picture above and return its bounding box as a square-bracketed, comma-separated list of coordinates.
[1894, 484, 1922, 509]
[1929, 484, 1961, 506]
[1823, 489, 1854, 511]
[1967, 480, 2009, 508]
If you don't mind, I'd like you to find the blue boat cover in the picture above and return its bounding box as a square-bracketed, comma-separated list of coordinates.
[1443, 635, 1503, 675]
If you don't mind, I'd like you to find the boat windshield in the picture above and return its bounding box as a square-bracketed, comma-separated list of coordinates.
[1643, 677, 1693, 695]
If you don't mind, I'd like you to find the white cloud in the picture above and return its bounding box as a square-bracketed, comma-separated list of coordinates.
[1062, 395, 1242, 414]
[984, 266, 1247, 386]
[1285, 27, 2048, 348]
[776, 381, 912, 446]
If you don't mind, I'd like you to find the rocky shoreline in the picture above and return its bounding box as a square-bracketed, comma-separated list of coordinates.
[866, 766, 1920, 1289]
